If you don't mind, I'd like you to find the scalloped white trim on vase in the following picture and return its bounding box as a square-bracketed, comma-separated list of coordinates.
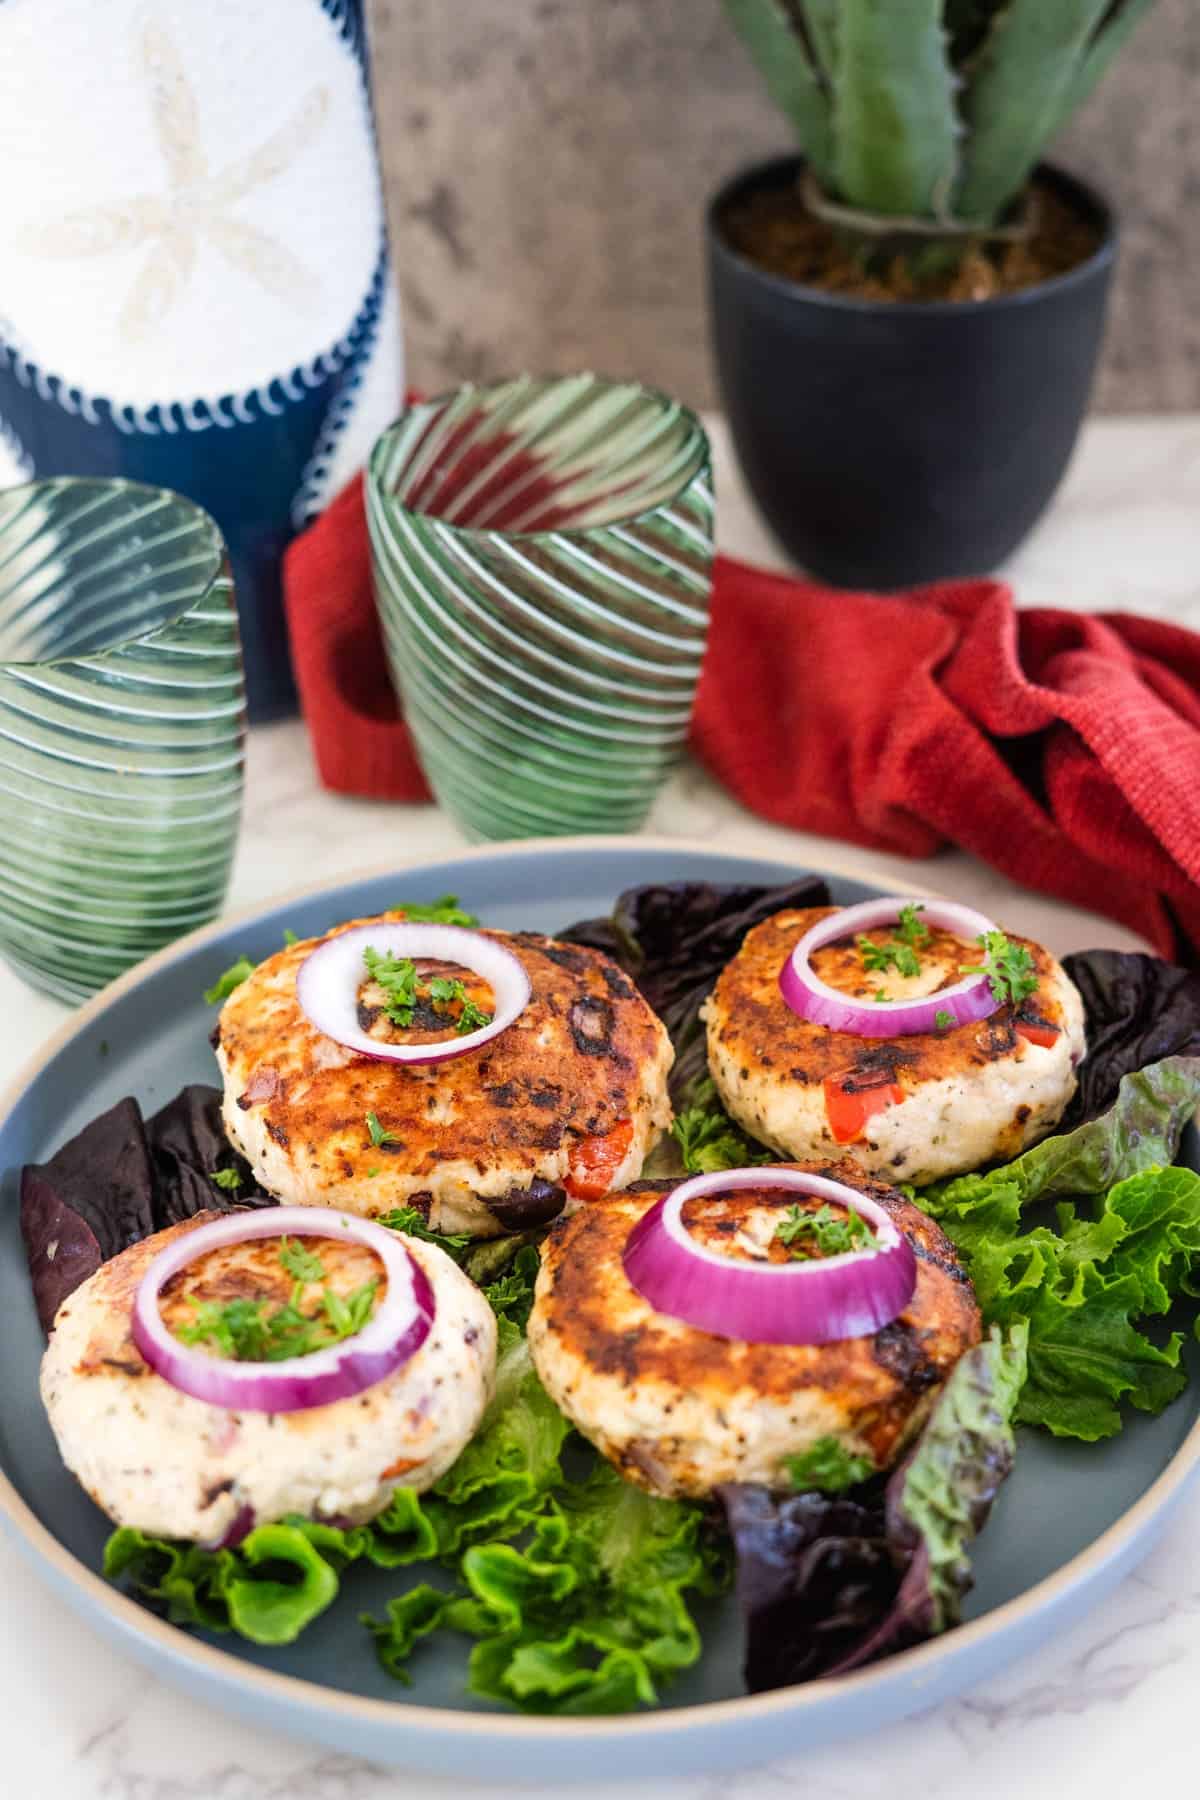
[0, 230, 397, 441]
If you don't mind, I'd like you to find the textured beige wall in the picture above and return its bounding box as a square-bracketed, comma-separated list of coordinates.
[368, 0, 1199, 414]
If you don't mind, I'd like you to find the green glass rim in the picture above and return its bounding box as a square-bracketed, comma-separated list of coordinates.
[0, 477, 227, 670]
[367, 372, 711, 543]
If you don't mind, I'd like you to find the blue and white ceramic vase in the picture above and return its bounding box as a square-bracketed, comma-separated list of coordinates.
[0, 0, 403, 719]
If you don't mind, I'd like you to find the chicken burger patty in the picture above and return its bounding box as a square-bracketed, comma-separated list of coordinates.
[40, 1214, 495, 1544]
[528, 1168, 980, 1499]
[216, 917, 674, 1236]
[704, 907, 1085, 1184]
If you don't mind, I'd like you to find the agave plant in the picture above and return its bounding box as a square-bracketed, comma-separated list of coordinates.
[723, 1, 1157, 229]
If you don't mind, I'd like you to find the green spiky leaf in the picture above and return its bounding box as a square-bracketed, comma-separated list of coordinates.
[832, 0, 961, 217]
[1047, 0, 1161, 141]
[722, 0, 1156, 236]
[722, 0, 836, 190]
[956, 0, 1114, 223]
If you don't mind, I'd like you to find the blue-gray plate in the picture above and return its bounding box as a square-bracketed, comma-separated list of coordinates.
[1, 840, 1197, 1782]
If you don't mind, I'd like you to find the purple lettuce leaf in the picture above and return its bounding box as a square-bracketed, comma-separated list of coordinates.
[145, 1084, 271, 1222]
[561, 877, 831, 1101]
[1060, 949, 1200, 1127]
[719, 1324, 1026, 1692]
[20, 1085, 272, 1333]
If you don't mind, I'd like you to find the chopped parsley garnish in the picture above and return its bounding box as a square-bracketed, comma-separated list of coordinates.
[965, 929, 1039, 1007]
[277, 1235, 327, 1284]
[376, 1206, 473, 1260]
[857, 935, 921, 979]
[365, 1111, 399, 1149]
[785, 1436, 875, 1494]
[426, 976, 493, 1035]
[875, 988, 888, 1003]
[175, 1238, 378, 1362]
[201, 903, 477, 1011]
[320, 1285, 377, 1338]
[896, 903, 929, 949]
[363, 947, 420, 1026]
[934, 1009, 954, 1032]
[459, 999, 492, 1033]
[363, 949, 493, 1036]
[203, 955, 255, 1006]
[211, 1167, 243, 1192]
[858, 903, 930, 984]
[775, 1203, 876, 1261]
[393, 894, 479, 926]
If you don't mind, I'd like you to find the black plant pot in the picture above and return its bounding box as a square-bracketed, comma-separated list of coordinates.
[707, 156, 1116, 588]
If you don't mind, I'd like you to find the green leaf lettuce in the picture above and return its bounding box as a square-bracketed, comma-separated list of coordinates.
[367, 1463, 726, 1713]
[103, 1318, 568, 1643]
[920, 1059, 1200, 1440]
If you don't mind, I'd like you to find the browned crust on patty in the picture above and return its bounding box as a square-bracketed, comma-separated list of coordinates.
[53, 1215, 208, 1378]
[217, 921, 671, 1204]
[532, 1164, 980, 1475]
[708, 907, 1066, 1098]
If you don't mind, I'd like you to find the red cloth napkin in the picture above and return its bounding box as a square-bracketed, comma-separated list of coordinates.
[284, 474, 430, 803]
[283, 474, 1200, 962]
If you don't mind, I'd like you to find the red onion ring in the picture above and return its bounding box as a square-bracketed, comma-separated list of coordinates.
[131, 1207, 435, 1413]
[779, 897, 1000, 1038]
[295, 922, 531, 1066]
[623, 1166, 916, 1345]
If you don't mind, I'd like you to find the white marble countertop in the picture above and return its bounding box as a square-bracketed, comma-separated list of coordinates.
[2, 413, 1199, 1799]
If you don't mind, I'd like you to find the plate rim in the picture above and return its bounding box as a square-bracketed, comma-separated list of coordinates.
[2, 831, 1197, 1742]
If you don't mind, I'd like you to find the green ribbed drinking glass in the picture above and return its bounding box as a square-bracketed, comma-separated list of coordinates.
[0, 479, 246, 1002]
[367, 374, 714, 840]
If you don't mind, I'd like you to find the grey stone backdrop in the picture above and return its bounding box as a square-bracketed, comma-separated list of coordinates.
[368, 0, 1198, 414]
